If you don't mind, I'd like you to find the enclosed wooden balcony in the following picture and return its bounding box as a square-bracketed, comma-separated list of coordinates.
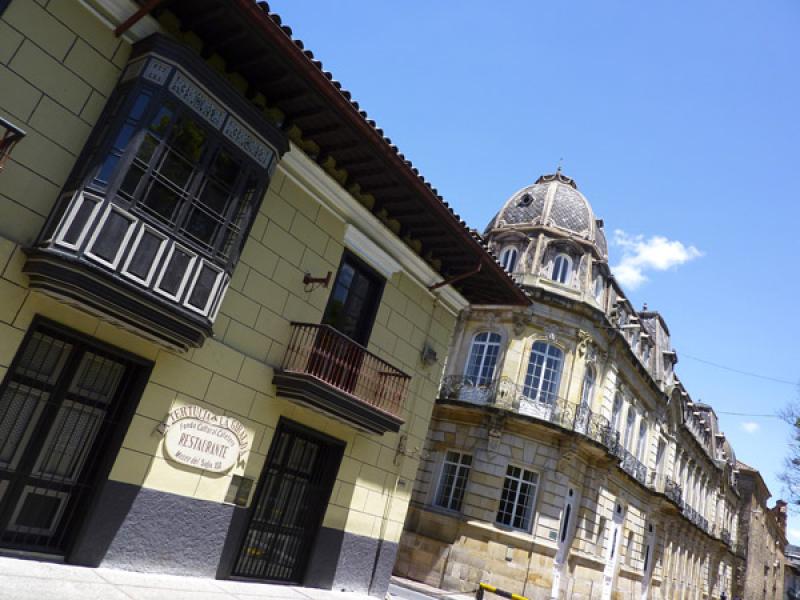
[273, 323, 409, 434]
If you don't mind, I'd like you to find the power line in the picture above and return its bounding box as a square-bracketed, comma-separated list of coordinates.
[714, 410, 781, 419]
[680, 353, 798, 386]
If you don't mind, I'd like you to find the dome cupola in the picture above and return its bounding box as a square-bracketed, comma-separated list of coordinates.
[486, 170, 607, 260]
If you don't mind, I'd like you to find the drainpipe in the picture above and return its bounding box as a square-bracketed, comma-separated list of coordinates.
[114, 0, 166, 37]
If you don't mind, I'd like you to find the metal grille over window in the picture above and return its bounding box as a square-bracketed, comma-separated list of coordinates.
[435, 451, 472, 512]
[0, 321, 147, 554]
[496, 465, 539, 531]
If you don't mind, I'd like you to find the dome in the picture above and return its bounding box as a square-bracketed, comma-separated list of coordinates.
[486, 171, 607, 259]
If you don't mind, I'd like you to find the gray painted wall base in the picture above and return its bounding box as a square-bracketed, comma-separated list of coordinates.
[72, 480, 234, 577]
[305, 527, 397, 597]
[68, 479, 396, 596]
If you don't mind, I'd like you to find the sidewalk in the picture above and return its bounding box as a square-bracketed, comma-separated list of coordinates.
[0, 556, 372, 600]
[389, 576, 474, 600]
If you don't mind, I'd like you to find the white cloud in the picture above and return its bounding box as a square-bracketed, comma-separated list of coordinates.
[611, 230, 703, 290]
[740, 421, 760, 434]
[790, 528, 800, 544]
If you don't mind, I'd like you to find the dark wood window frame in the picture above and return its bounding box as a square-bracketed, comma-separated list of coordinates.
[25, 35, 288, 349]
[322, 250, 385, 347]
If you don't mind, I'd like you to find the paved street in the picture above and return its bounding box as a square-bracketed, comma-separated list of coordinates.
[0, 556, 372, 600]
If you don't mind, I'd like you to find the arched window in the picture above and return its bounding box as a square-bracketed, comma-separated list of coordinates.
[624, 408, 636, 450]
[612, 393, 623, 432]
[593, 275, 604, 301]
[464, 331, 502, 386]
[636, 419, 648, 462]
[499, 247, 519, 273]
[580, 366, 595, 407]
[523, 341, 563, 404]
[551, 253, 572, 284]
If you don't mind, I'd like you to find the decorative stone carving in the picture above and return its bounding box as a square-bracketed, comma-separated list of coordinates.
[577, 329, 593, 357]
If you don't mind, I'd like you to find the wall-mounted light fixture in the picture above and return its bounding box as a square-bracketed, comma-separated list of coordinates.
[0, 116, 25, 173]
[303, 271, 331, 292]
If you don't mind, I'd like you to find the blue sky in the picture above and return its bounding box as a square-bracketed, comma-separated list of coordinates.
[270, 1, 800, 538]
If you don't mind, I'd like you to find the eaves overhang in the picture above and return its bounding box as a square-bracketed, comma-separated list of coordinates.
[144, 0, 530, 306]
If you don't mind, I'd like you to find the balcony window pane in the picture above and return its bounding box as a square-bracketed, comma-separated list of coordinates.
[91, 210, 132, 263]
[149, 104, 176, 138]
[142, 181, 181, 221]
[199, 180, 232, 214]
[159, 248, 193, 296]
[187, 263, 219, 311]
[209, 149, 240, 187]
[62, 197, 99, 245]
[135, 134, 159, 163]
[126, 229, 163, 280]
[158, 149, 194, 188]
[184, 207, 220, 246]
[171, 117, 207, 164]
[119, 163, 147, 197]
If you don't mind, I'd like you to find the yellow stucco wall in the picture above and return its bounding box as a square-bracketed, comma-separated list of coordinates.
[0, 0, 457, 546]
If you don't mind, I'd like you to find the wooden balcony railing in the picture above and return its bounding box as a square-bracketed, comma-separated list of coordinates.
[276, 322, 410, 432]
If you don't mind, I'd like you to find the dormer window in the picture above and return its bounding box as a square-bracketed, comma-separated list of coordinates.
[499, 247, 518, 273]
[551, 253, 572, 285]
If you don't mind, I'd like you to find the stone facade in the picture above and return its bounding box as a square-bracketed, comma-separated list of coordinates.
[736, 465, 786, 600]
[397, 173, 744, 599]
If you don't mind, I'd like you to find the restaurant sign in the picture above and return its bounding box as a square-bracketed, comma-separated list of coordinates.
[159, 405, 249, 473]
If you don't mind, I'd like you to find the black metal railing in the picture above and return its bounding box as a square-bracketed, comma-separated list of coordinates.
[283, 323, 410, 418]
[664, 477, 683, 505]
[721, 529, 731, 545]
[616, 446, 648, 485]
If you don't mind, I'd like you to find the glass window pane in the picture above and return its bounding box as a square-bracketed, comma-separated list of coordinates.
[158, 149, 194, 188]
[171, 117, 207, 163]
[142, 180, 181, 221]
[209, 149, 240, 187]
[199, 180, 233, 215]
[119, 163, 147, 197]
[149, 104, 176, 138]
[184, 206, 220, 246]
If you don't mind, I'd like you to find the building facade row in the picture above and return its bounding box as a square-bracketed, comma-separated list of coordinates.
[0, 0, 527, 596]
[395, 172, 782, 600]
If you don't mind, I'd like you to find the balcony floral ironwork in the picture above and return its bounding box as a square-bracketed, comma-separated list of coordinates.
[721, 528, 731, 545]
[664, 477, 683, 506]
[274, 322, 410, 434]
[439, 375, 620, 460]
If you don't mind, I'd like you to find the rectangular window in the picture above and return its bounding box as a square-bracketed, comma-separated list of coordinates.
[496, 465, 539, 531]
[322, 251, 384, 346]
[434, 451, 472, 512]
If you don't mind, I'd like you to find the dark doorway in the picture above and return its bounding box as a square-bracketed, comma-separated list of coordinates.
[0, 318, 150, 555]
[233, 419, 344, 583]
[322, 251, 384, 347]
